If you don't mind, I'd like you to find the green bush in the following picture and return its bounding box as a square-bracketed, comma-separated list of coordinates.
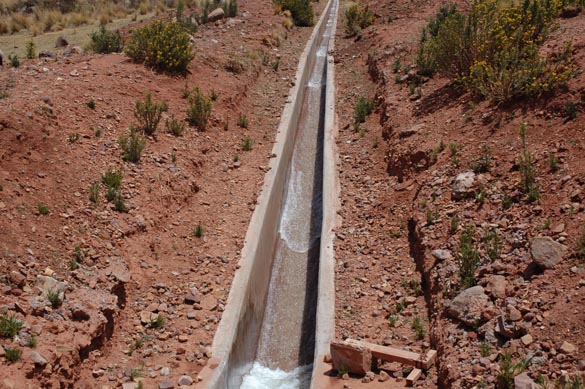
[4, 347, 21, 363]
[102, 168, 122, 189]
[125, 21, 194, 73]
[134, 93, 168, 136]
[353, 96, 374, 131]
[344, 4, 374, 36]
[416, 0, 573, 102]
[89, 25, 123, 54]
[187, 87, 212, 131]
[0, 313, 23, 338]
[118, 127, 146, 163]
[26, 40, 36, 59]
[277, 0, 314, 26]
[166, 115, 186, 136]
[458, 225, 480, 289]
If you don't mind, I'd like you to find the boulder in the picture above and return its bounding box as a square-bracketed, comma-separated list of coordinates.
[446, 286, 490, 326]
[530, 236, 567, 269]
[55, 36, 69, 48]
[331, 340, 374, 375]
[177, 375, 193, 386]
[452, 172, 475, 199]
[208, 8, 224, 22]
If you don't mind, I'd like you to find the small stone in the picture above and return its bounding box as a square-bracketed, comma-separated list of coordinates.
[560, 341, 576, 354]
[514, 372, 540, 389]
[362, 371, 375, 383]
[92, 369, 105, 378]
[177, 375, 193, 386]
[507, 305, 522, 322]
[122, 383, 138, 389]
[158, 380, 174, 389]
[30, 351, 47, 367]
[178, 335, 189, 343]
[160, 367, 170, 376]
[431, 249, 452, 261]
[453, 172, 475, 199]
[201, 295, 218, 311]
[521, 334, 533, 346]
[379, 371, 390, 382]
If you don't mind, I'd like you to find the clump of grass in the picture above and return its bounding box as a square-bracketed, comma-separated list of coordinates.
[4, 347, 22, 363]
[576, 225, 585, 260]
[411, 316, 425, 340]
[241, 136, 253, 151]
[496, 352, 529, 389]
[458, 225, 480, 289]
[187, 87, 212, 131]
[68, 133, 80, 143]
[165, 115, 186, 137]
[548, 154, 560, 173]
[0, 313, 23, 338]
[193, 223, 205, 238]
[26, 40, 36, 59]
[387, 314, 397, 327]
[130, 368, 142, 382]
[483, 227, 502, 260]
[134, 93, 168, 136]
[8, 54, 20, 68]
[519, 123, 540, 203]
[113, 192, 127, 212]
[47, 289, 63, 309]
[37, 204, 49, 215]
[275, 0, 314, 26]
[102, 168, 123, 189]
[118, 126, 146, 163]
[353, 96, 374, 131]
[89, 182, 100, 203]
[87, 99, 96, 109]
[564, 101, 578, 123]
[26, 335, 37, 349]
[237, 113, 249, 129]
[149, 315, 165, 329]
[449, 143, 460, 167]
[471, 144, 491, 173]
[479, 341, 491, 357]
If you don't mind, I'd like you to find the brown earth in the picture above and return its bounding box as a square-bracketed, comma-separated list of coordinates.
[331, 0, 585, 387]
[0, 1, 327, 387]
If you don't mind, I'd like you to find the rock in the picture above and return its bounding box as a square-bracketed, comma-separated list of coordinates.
[160, 367, 170, 376]
[208, 8, 224, 22]
[140, 310, 158, 324]
[362, 371, 375, 383]
[55, 36, 69, 47]
[63, 46, 83, 56]
[560, 341, 577, 354]
[431, 249, 452, 261]
[379, 370, 390, 382]
[184, 289, 201, 304]
[92, 369, 105, 378]
[201, 295, 218, 311]
[530, 236, 567, 269]
[446, 286, 490, 326]
[452, 172, 475, 199]
[507, 305, 522, 322]
[486, 275, 507, 299]
[9, 271, 26, 288]
[178, 375, 193, 386]
[39, 51, 56, 58]
[521, 334, 533, 346]
[30, 351, 47, 367]
[29, 296, 47, 316]
[0, 49, 3, 66]
[122, 383, 138, 389]
[331, 340, 373, 375]
[158, 380, 174, 389]
[70, 303, 91, 321]
[399, 124, 424, 138]
[495, 315, 526, 339]
[514, 372, 541, 389]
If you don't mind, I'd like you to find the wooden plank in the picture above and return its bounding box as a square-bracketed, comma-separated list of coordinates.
[422, 350, 437, 370]
[368, 343, 423, 367]
[406, 368, 422, 386]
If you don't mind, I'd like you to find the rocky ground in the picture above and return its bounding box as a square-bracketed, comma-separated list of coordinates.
[332, 0, 585, 387]
[0, 1, 326, 387]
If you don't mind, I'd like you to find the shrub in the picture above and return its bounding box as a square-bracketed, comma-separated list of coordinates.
[412, 316, 426, 340]
[26, 335, 37, 348]
[459, 225, 480, 289]
[87, 99, 96, 109]
[37, 204, 49, 215]
[26, 40, 36, 59]
[0, 313, 23, 338]
[89, 25, 123, 54]
[241, 136, 253, 151]
[4, 347, 22, 363]
[417, 0, 573, 102]
[134, 93, 168, 136]
[89, 182, 100, 203]
[496, 352, 529, 389]
[149, 315, 165, 328]
[353, 96, 374, 131]
[471, 144, 491, 173]
[118, 127, 146, 163]
[344, 4, 374, 36]
[237, 113, 249, 128]
[166, 115, 186, 136]
[223, 0, 238, 17]
[47, 289, 62, 308]
[187, 88, 212, 131]
[193, 223, 205, 237]
[114, 192, 127, 212]
[276, 0, 314, 26]
[8, 54, 20, 68]
[125, 21, 194, 73]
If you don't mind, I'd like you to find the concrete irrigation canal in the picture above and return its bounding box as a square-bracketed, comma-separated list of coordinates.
[197, 0, 339, 387]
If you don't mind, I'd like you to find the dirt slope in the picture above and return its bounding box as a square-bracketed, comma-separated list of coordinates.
[332, 0, 585, 387]
[0, 1, 326, 386]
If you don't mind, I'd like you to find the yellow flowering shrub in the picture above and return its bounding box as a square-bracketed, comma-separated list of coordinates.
[416, 0, 574, 103]
[125, 21, 194, 73]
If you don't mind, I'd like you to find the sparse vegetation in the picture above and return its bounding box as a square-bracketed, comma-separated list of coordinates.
[471, 144, 491, 173]
[149, 315, 165, 329]
[37, 204, 49, 215]
[187, 87, 212, 131]
[577, 225, 585, 259]
[344, 3, 374, 37]
[387, 314, 397, 327]
[241, 136, 253, 151]
[564, 102, 579, 123]
[102, 168, 122, 189]
[118, 126, 146, 163]
[519, 123, 540, 203]
[88, 25, 123, 53]
[4, 347, 22, 363]
[0, 313, 23, 338]
[458, 225, 480, 289]
[25, 335, 37, 348]
[87, 99, 96, 109]
[483, 227, 502, 260]
[416, 1, 573, 102]
[193, 223, 205, 238]
[479, 341, 491, 357]
[275, 0, 314, 26]
[353, 96, 374, 131]
[166, 115, 186, 136]
[47, 288, 63, 308]
[237, 113, 249, 129]
[114, 192, 127, 212]
[8, 54, 20, 68]
[89, 182, 99, 203]
[125, 21, 194, 73]
[25, 39, 36, 59]
[496, 352, 529, 389]
[134, 93, 168, 136]
[412, 316, 425, 340]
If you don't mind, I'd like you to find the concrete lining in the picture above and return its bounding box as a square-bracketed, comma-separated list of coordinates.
[196, 1, 338, 387]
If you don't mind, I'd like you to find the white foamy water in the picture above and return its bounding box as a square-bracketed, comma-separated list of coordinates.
[241, 363, 313, 389]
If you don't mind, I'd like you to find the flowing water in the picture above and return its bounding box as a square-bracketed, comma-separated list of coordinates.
[238, 4, 337, 387]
